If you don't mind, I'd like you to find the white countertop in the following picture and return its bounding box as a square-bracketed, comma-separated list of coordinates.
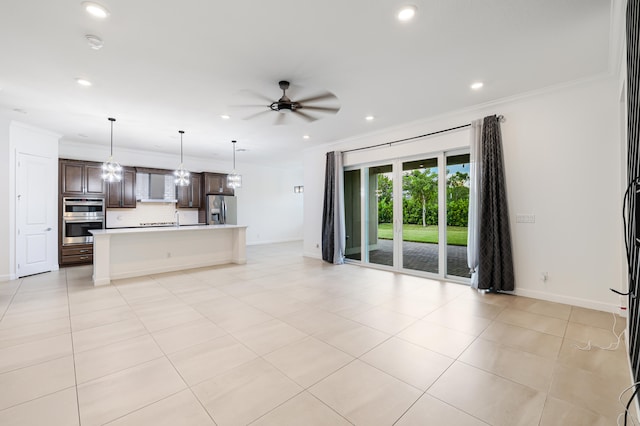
[90, 224, 247, 236]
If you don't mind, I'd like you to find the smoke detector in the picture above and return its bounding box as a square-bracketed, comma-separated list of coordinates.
[85, 35, 104, 50]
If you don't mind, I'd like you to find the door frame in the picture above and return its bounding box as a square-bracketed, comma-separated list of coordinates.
[344, 148, 471, 284]
[9, 121, 60, 279]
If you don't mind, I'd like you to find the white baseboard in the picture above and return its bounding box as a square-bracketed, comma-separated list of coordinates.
[514, 288, 625, 316]
[303, 251, 322, 259]
[247, 238, 302, 246]
[0, 274, 15, 282]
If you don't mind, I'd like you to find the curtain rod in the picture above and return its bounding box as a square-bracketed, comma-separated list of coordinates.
[342, 114, 504, 154]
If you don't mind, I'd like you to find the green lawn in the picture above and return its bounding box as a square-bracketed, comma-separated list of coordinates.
[378, 223, 468, 246]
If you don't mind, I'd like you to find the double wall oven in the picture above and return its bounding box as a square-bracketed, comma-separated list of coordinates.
[62, 197, 105, 245]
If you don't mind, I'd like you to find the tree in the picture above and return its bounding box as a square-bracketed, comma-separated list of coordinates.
[377, 174, 393, 223]
[447, 171, 469, 201]
[403, 169, 438, 227]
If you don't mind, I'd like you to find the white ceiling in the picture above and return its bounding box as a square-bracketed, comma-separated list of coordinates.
[0, 0, 613, 166]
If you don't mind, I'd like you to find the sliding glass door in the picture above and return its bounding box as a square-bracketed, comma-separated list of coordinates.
[344, 169, 362, 261]
[402, 157, 439, 274]
[344, 150, 470, 282]
[446, 154, 471, 279]
[368, 165, 393, 267]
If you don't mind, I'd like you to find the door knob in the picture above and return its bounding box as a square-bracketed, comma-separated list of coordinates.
[45, 227, 52, 232]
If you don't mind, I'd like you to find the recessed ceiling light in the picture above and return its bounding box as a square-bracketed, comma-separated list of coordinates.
[365, 115, 375, 121]
[221, 114, 230, 120]
[471, 82, 484, 90]
[303, 135, 310, 139]
[397, 5, 417, 22]
[76, 78, 92, 87]
[82, 1, 110, 18]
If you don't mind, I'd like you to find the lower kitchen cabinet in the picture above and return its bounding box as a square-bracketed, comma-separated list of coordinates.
[60, 244, 93, 265]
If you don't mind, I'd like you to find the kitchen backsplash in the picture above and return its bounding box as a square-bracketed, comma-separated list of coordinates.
[106, 203, 199, 228]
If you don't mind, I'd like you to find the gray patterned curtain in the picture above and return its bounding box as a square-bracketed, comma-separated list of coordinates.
[322, 151, 345, 264]
[478, 115, 514, 291]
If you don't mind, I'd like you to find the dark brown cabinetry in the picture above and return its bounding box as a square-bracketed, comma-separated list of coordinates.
[60, 160, 105, 196]
[177, 173, 202, 208]
[204, 172, 234, 196]
[106, 167, 136, 208]
[60, 244, 93, 265]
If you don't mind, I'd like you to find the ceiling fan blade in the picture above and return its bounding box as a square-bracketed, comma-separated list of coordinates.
[230, 104, 269, 108]
[274, 113, 287, 125]
[242, 110, 271, 120]
[293, 110, 318, 122]
[295, 91, 338, 104]
[300, 105, 340, 114]
[238, 90, 274, 104]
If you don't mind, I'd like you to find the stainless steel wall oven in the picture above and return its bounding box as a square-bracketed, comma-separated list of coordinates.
[62, 198, 105, 245]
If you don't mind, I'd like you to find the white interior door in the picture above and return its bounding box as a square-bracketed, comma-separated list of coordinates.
[16, 153, 54, 277]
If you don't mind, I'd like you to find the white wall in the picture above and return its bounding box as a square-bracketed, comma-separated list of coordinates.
[58, 141, 303, 245]
[304, 77, 623, 312]
[0, 117, 11, 281]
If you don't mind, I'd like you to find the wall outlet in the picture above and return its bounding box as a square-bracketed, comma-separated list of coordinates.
[167, 252, 172, 258]
[620, 295, 627, 311]
[540, 272, 548, 282]
[316, 243, 319, 248]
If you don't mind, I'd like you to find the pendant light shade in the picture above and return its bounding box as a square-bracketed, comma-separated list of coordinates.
[101, 117, 122, 182]
[227, 140, 242, 189]
[174, 130, 190, 186]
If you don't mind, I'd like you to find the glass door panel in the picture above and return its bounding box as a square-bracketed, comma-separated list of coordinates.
[401, 158, 439, 273]
[367, 165, 393, 267]
[446, 154, 471, 278]
[344, 169, 362, 261]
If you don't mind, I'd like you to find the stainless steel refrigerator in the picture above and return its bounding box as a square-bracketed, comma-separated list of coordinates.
[206, 195, 237, 225]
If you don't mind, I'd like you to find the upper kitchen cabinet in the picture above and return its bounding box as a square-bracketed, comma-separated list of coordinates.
[204, 172, 234, 196]
[177, 173, 202, 208]
[60, 159, 105, 196]
[106, 167, 136, 208]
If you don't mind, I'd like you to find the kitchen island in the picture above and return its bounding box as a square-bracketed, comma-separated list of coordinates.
[90, 224, 247, 286]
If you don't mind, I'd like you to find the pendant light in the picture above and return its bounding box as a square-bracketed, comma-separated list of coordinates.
[227, 140, 242, 189]
[101, 117, 122, 182]
[174, 130, 190, 186]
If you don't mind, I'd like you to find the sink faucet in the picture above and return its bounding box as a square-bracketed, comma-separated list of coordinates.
[174, 210, 180, 227]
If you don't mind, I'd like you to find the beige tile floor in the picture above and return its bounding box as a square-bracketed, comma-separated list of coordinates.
[0, 241, 633, 425]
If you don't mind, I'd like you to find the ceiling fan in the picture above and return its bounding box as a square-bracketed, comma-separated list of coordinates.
[238, 80, 340, 125]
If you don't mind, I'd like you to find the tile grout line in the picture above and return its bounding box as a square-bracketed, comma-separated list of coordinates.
[64, 269, 83, 426]
[0, 278, 23, 323]
[108, 278, 221, 426]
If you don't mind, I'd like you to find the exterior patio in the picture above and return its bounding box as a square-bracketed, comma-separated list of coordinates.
[350, 239, 471, 279]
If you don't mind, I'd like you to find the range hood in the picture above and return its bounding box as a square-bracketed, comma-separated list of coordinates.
[136, 172, 178, 203]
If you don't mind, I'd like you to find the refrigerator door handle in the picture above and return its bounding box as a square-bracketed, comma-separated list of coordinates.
[222, 199, 227, 224]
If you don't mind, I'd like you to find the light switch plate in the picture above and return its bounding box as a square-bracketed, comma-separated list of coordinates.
[516, 214, 535, 223]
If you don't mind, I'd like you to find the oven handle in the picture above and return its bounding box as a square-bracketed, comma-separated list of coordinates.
[63, 201, 104, 206]
[63, 218, 104, 223]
